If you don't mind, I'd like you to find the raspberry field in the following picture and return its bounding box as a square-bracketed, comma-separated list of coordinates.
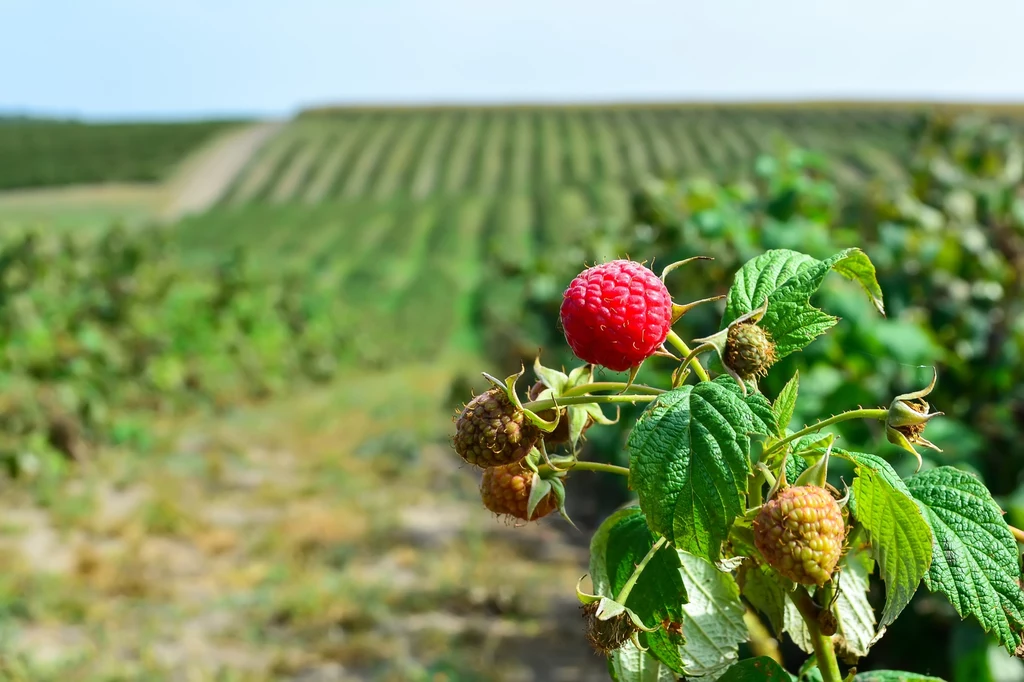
[0, 104, 1024, 681]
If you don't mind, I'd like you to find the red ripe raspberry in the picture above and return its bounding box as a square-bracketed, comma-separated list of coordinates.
[560, 260, 673, 372]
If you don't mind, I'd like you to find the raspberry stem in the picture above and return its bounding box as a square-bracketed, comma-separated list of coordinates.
[791, 586, 843, 682]
[522, 393, 658, 413]
[665, 330, 711, 383]
[537, 461, 630, 477]
[560, 382, 666, 398]
[764, 408, 889, 458]
[614, 536, 668, 605]
[1009, 525, 1024, 544]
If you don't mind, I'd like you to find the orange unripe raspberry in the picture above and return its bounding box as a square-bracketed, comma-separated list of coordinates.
[753, 485, 845, 586]
[480, 462, 557, 522]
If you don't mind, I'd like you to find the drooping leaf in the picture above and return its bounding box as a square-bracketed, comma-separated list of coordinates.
[852, 672, 946, 682]
[607, 642, 680, 682]
[783, 597, 815, 655]
[834, 548, 877, 661]
[739, 563, 787, 636]
[676, 549, 748, 677]
[722, 248, 885, 358]
[906, 466, 1024, 654]
[836, 450, 933, 628]
[589, 506, 688, 673]
[773, 371, 800, 432]
[628, 382, 771, 562]
[717, 656, 797, 681]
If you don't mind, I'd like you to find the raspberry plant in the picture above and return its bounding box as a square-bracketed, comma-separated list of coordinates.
[452, 249, 1024, 681]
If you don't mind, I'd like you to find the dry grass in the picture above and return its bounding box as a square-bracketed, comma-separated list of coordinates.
[0, 363, 604, 681]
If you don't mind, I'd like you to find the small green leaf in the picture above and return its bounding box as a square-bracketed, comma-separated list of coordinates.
[676, 549, 748, 677]
[852, 672, 946, 682]
[590, 507, 688, 674]
[834, 548, 877, 661]
[773, 371, 799, 432]
[628, 382, 771, 562]
[717, 656, 797, 681]
[836, 450, 933, 628]
[906, 466, 1024, 654]
[722, 248, 885, 358]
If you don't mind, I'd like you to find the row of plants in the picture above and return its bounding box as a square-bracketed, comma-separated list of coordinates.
[0, 227, 357, 475]
[0, 118, 241, 189]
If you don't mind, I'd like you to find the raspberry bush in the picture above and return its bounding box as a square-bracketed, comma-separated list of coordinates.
[451, 249, 1024, 681]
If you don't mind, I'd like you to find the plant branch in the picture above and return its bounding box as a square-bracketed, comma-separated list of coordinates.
[615, 536, 667, 604]
[747, 469, 765, 509]
[1009, 525, 1024, 544]
[765, 408, 889, 457]
[561, 382, 666, 398]
[665, 330, 711, 383]
[538, 460, 630, 478]
[791, 586, 843, 682]
[523, 393, 658, 413]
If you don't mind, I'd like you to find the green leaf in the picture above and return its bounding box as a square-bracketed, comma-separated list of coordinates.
[783, 598, 815, 655]
[722, 248, 885, 358]
[676, 549, 748, 677]
[906, 466, 1024, 654]
[607, 643, 680, 682]
[713, 375, 780, 437]
[628, 382, 771, 562]
[836, 450, 933, 628]
[717, 656, 796, 681]
[773, 371, 799, 432]
[738, 563, 814, 654]
[590, 507, 688, 674]
[739, 564, 787, 636]
[834, 548, 877, 661]
[852, 672, 946, 682]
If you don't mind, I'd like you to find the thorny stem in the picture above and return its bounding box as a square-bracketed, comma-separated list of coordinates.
[560, 382, 666, 398]
[665, 330, 711, 383]
[1009, 525, 1024, 544]
[791, 586, 843, 682]
[523, 393, 658, 413]
[614, 536, 668, 605]
[538, 460, 630, 478]
[764, 408, 889, 457]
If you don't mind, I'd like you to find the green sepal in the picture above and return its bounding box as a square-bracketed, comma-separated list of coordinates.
[526, 472, 553, 521]
[484, 366, 560, 432]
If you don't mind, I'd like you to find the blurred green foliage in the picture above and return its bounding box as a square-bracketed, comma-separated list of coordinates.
[0, 226, 356, 475]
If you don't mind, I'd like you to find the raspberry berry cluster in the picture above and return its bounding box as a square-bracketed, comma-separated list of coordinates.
[450, 255, 947, 676]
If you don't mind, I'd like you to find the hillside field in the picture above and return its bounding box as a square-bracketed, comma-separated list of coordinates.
[1, 103, 1024, 680]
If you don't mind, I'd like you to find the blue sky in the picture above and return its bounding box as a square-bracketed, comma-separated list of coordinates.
[4, 0, 1024, 120]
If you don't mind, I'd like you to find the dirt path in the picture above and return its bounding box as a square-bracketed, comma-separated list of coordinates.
[161, 121, 285, 220]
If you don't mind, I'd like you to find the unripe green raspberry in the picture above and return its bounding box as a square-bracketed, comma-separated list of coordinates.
[453, 387, 540, 468]
[753, 485, 845, 586]
[724, 323, 777, 380]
